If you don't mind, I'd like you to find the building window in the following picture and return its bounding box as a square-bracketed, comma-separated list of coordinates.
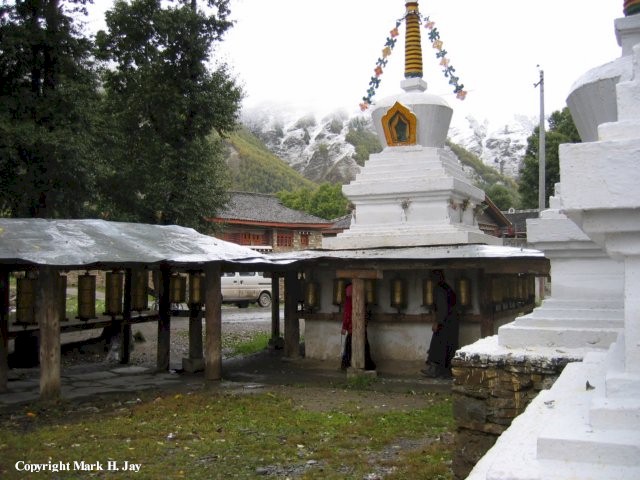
[277, 232, 293, 247]
[300, 232, 310, 247]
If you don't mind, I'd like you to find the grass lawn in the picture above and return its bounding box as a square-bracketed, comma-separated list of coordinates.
[0, 386, 453, 479]
[0, 331, 455, 479]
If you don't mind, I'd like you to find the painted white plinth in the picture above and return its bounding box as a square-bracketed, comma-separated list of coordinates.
[499, 190, 624, 350]
[324, 146, 500, 250]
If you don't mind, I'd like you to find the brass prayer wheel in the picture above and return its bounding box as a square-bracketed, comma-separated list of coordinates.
[390, 278, 407, 310]
[491, 277, 503, 304]
[77, 272, 96, 320]
[104, 271, 124, 316]
[422, 278, 434, 306]
[333, 278, 346, 306]
[365, 278, 377, 305]
[188, 272, 205, 305]
[16, 276, 36, 324]
[304, 281, 319, 310]
[131, 269, 149, 311]
[457, 277, 471, 307]
[170, 274, 187, 304]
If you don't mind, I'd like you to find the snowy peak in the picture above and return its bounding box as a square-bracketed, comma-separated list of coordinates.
[242, 106, 362, 184]
[449, 115, 534, 178]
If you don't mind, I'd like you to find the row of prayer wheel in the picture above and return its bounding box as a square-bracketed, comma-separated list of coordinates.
[491, 275, 535, 304]
[304, 276, 472, 312]
[14, 271, 206, 324]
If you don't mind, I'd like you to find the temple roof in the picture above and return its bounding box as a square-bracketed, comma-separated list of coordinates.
[210, 192, 332, 228]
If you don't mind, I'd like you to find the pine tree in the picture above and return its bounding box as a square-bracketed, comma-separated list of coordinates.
[518, 107, 581, 209]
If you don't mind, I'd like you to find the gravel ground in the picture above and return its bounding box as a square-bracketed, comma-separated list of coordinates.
[58, 307, 286, 369]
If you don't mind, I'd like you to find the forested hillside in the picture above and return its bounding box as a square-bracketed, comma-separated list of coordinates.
[225, 127, 316, 193]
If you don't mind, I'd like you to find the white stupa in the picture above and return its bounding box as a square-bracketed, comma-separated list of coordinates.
[323, 1, 500, 250]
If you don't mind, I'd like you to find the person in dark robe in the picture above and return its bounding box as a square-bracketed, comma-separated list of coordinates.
[341, 283, 376, 371]
[421, 270, 459, 379]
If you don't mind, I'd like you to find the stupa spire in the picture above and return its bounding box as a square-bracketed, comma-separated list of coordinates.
[624, 0, 640, 16]
[404, 2, 423, 79]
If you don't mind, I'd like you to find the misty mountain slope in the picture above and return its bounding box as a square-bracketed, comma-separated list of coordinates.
[242, 106, 532, 186]
[449, 115, 534, 179]
[225, 126, 316, 194]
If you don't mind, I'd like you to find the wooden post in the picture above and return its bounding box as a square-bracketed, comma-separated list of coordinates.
[157, 265, 171, 372]
[37, 268, 61, 401]
[204, 262, 222, 381]
[121, 268, 132, 364]
[284, 271, 300, 358]
[0, 269, 9, 393]
[351, 277, 366, 370]
[182, 304, 204, 373]
[480, 272, 494, 338]
[269, 273, 283, 348]
[335, 270, 382, 372]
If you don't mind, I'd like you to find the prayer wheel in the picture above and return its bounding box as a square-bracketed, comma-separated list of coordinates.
[16, 276, 36, 324]
[365, 279, 377, 305]
[491, 277, 503, 304]
[104, 271, 124, 316]
[131, 269, 149, 311]
[188, 272, 205, 306]
[170, 274, 187, 304]
[457, 277, 471, 307]
[77, 273, 96, 320]
[422, 278, 434, 307]
[390, 278, 407, 310]
[333, 278, 347, 306]
[304, 281, 319, 310]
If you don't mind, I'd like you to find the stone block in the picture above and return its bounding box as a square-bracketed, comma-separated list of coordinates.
[453, 395, 487, 424]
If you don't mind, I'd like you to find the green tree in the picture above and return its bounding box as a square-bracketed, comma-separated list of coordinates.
[486, 184, 517, 210]
[0, 0, 101, 218]
[518, 107, 581, 209]
[345, 117, 382, 166]
[95, 0, 241, 230]
[277, 183, 348, 220]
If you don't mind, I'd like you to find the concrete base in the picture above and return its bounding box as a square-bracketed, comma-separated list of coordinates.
[466, 344, 640, 480]
[499, 298, 623, 350]
[181, 357, 204, 373]
[346, 368, 377, 379]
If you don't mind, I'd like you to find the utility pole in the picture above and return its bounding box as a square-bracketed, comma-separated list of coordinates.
[534, 67, 546, 213]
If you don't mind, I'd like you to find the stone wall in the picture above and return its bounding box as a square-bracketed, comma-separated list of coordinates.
[450, 347, 579, 479]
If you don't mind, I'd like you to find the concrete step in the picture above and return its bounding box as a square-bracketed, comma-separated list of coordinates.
[498, 324, 620, 349]
[590, 397, 640, 430]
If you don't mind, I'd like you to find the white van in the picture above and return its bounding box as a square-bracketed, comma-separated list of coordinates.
[221, 272, 272, 308]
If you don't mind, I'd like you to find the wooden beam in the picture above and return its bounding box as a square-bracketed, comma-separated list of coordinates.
[284, 271, 301, 358]
[37, 268, 61, 401]
[0, 269, 9, 393]
[121, 268, 132, 364]
[204, 263, 222, 381]
[157, 266, 171, 372]
[271, 274, 281, 340]
[336, 269, 383, 280]
[351, 278, 366, 370]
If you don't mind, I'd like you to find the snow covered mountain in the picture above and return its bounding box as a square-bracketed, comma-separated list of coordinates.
[449, 115, 535, 179]
[241, 105, 534, 185]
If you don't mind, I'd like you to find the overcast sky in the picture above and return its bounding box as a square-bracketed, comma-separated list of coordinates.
[90, 0, 625, 128]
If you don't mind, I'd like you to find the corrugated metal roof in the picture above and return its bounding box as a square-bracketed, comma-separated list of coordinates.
[0, 219, 268, 268]
[269, 244, 546, 263]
